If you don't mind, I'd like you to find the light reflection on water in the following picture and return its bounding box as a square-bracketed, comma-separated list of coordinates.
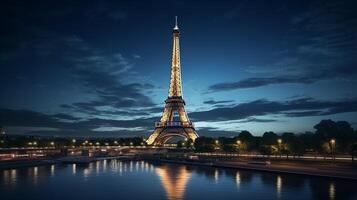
[0, 160, 356, 200]
[235, 171, 241, 189]
[276, 175, 282, 199]
[329, 182, 335, 200]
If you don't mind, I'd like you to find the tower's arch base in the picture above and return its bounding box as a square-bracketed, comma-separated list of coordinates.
[147, 127, 198, 146]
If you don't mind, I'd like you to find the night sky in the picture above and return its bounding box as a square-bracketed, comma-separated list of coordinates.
[1, 0, 357, 137]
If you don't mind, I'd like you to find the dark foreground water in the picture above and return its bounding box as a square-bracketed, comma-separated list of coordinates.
[1, 160, 357, 200]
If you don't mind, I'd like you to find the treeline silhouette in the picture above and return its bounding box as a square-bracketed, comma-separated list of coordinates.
[191, 120, 357, 159]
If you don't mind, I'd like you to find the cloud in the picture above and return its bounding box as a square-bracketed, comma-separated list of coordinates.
[0, 107, 156, 136]
[235, 117, 279, 123]
[208, 63, 357, 92]
[208, 76, 314, 92]
[132, 54, 141, 59]
[190, 97, 357, 122]
[51, 36, 157, 117]
[203, 100, 234, 104]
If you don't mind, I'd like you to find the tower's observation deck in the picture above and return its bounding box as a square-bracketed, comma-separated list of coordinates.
[146, 17, 199, 145]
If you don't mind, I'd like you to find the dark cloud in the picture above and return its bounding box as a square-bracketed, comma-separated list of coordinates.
[52, 113, 80, 121]
[0, 108, 64, 128]
[0, 107, 156, 136]
[203, 100, 234, 105]
[236, 117, 279, 123]
[208, 64, 357, 92]
[208, 76, 314, 92]
[191, 98, 357, 122]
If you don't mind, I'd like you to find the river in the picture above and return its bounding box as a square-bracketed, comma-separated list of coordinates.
[1, 160, 356, 200]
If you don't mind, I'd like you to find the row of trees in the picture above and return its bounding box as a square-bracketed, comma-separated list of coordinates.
[192, 120, 357, 158]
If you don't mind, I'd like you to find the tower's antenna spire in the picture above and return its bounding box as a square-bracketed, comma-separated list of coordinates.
[174, 16, 179, 30]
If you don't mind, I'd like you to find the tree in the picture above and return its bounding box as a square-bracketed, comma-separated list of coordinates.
[259, 145, 274, 156]
[314, 120, 354, 153]
[237, 130, 256, 151]
[194, 137, 215, 152]
[349, 144, 357, 163]
[261, 132, 279, 145]
[281, 133, 305, 158]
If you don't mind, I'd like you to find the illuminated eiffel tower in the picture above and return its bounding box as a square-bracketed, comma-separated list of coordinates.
[146, 17, 199, 145]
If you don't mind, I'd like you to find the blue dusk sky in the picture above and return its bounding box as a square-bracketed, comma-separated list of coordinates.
[0, 0, 357, 137]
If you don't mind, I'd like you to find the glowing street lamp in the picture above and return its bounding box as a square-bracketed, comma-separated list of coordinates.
[72, 139, 76, 143]
[236, 140, 241, 156]
[214, 140, 220, 150]
[330, 139, 336, 161]
[277, 139, 282, 158]
[330, 139, 335, 145]
[277, 139, 282, 144]
[50, 142, 55, 146]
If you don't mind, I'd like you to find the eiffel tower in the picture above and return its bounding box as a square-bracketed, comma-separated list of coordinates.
[146, 17, 199, 145]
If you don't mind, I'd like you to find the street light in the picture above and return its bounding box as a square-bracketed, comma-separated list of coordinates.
[330, 139, 336, 161]
[236, 140, 241, 157]
[277, 139, 282, 158]
[50, 142, 55, 147]
[214, 140, 220, 150]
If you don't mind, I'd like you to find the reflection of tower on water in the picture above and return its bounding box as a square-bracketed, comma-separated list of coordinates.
[155, 165, 191, 200]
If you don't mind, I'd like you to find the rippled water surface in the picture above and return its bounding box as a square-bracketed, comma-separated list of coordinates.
[1, 160, 356, 200]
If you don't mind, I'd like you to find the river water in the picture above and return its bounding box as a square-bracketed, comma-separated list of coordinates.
[0, 160, 356, 200]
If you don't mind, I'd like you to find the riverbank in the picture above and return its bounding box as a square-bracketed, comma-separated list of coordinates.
[0, 155, 137, 170]
[152, 158, 357, 181]
[0, 159, 57, 170]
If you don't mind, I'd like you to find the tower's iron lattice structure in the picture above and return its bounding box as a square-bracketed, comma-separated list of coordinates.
[146, 17, 199, 145]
